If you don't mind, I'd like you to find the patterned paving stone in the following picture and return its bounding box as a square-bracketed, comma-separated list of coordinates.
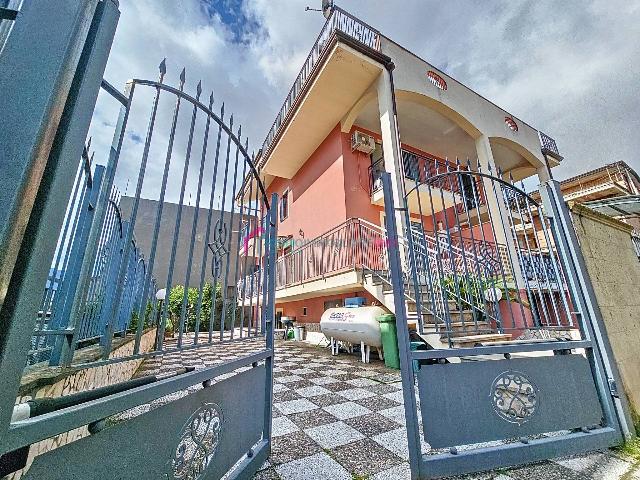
[273, 390, 301, 402]
[343, 412, 402, 437]
[294, 385, 331, 398]
[274, 398, 318, 415]
[319, 381, 353, 393]
[269, 431, 322, 466]
[305, 362, 325, 368]
[251, 467, 281, 480]
[308, 376, 340, 385]
[304, 421, 365, 449]
[322, 401, 372, 420]
[584, 454, 634, 479]
[272, 383, 289, 393]
[373, 428, 415, 461]
[308, 393, 350, 408]
[275, 452, 351, 480]
[382, 389, 406, 404]
[378, 405, 407, 425]
[345, 377, 380, 387]
[368, 382, 403, 394]
[274, 374, 303, 384]
[508, 462, 585, 480]
[288, 408, 338, 429]
[289, 367, 316, 375]
[355, 394, 401, 412]
[337, 387, 376, 401]
[370, 462, 411, 480]
[330, 438, 404, 477]
[272, 415, 300, 437]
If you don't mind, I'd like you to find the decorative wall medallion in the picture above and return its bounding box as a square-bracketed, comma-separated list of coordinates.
[504, 116, 518, 132]
[426, 70, 447, 90]
[172, 403, 224, 479]
[491, 371, 538, 425]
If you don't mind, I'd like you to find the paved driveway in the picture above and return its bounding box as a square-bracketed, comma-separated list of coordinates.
[256, 340, 638, 480]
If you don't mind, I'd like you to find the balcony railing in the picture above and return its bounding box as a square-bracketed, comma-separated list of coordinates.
[539, 131, 561, 159]
[632, 230, 640, 259]
[369, 151, 485, 212]
[238, 218, 388, 296]
[519, 250, 559, 285]
[260, 7, 381, 159]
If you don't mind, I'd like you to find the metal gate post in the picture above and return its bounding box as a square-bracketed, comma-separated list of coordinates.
[540, 179, 633, 439]
[263, 194, 278, 444]
[0, 0, 119, 448]
[381, 173, 423, 479]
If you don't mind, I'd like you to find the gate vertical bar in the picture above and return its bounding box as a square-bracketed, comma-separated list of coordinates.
[0, 0, 119, 442]
[381, 173, 422, 479]
[262, 193, 278, 442]
[49, 165, 106, 365]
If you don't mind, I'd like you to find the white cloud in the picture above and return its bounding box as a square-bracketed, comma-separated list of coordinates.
[88, 0, 640, 201]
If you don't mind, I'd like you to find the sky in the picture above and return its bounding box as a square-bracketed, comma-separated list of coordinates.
[88, 0, 640, 204]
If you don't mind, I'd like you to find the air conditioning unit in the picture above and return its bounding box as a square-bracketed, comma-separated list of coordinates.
[351, 131, 376, 154]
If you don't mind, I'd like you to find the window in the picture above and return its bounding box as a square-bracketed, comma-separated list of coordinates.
[302, 307, 307, 316]
[280, 189, 289, 222]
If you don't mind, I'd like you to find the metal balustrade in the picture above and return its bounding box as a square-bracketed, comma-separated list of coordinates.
[260, 7, 380, 158]
[632, 230, 640, 259]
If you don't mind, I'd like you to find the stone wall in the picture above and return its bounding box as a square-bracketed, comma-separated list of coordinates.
[570, 203, 640, 420]
[8, 329, 156, 479]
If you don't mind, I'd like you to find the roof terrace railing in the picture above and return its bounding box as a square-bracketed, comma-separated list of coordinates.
[259, 7, 381, 160]
[539, 131, 561, 159]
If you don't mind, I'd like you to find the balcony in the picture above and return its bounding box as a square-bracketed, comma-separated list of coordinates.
[260, 8, 381, 162]
[239, 218, 388, 302]
[369, 150, 480, 215]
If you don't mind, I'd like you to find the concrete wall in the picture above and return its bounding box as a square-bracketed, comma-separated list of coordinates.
[570, 203, 640, 418]
[10, 329, 156, 479]
[119, 198, 243, 289]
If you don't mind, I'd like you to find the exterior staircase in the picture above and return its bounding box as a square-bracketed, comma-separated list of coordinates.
[361, 222, 513, 356]
[362, 271, 512, 357]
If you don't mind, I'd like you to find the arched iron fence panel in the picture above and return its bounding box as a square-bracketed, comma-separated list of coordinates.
[402, 162, 577, 344]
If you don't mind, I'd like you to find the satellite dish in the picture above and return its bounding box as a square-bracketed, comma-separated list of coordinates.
[322, 0, 334, 18]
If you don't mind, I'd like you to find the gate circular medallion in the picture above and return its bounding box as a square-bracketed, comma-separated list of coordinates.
[490, 371, 538, 425]
[172, 403, 224, 480]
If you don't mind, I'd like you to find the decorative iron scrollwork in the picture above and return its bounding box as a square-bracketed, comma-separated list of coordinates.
[172, 403, 224, 480]
[491, 370, 538, 425]
[208, 218, 228, 279]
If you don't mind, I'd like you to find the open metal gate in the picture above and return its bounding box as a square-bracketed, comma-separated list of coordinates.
[379, 158, 630, 478]
[1, 2, 278, 479]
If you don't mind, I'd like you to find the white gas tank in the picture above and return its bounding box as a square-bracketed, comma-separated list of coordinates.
[320, 306, 387, 347]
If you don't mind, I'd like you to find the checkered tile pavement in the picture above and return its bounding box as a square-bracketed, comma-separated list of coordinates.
[133, 332, 265, 378]
[257, 342, 409, 479]
[132, 335, 638, 479]
[255, 341, 638, 480]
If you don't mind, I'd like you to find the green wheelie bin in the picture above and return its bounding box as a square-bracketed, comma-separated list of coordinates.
[378, 314, 400, 369]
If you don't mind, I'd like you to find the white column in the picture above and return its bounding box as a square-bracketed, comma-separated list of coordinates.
[475, 135, 524, 283]
[376, 69, 408, 255]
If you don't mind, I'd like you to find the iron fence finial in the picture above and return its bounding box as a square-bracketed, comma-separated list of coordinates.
[208, 91, 214, 109]
[196, 80, 202, 100]
[159, 58, 167, 82]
